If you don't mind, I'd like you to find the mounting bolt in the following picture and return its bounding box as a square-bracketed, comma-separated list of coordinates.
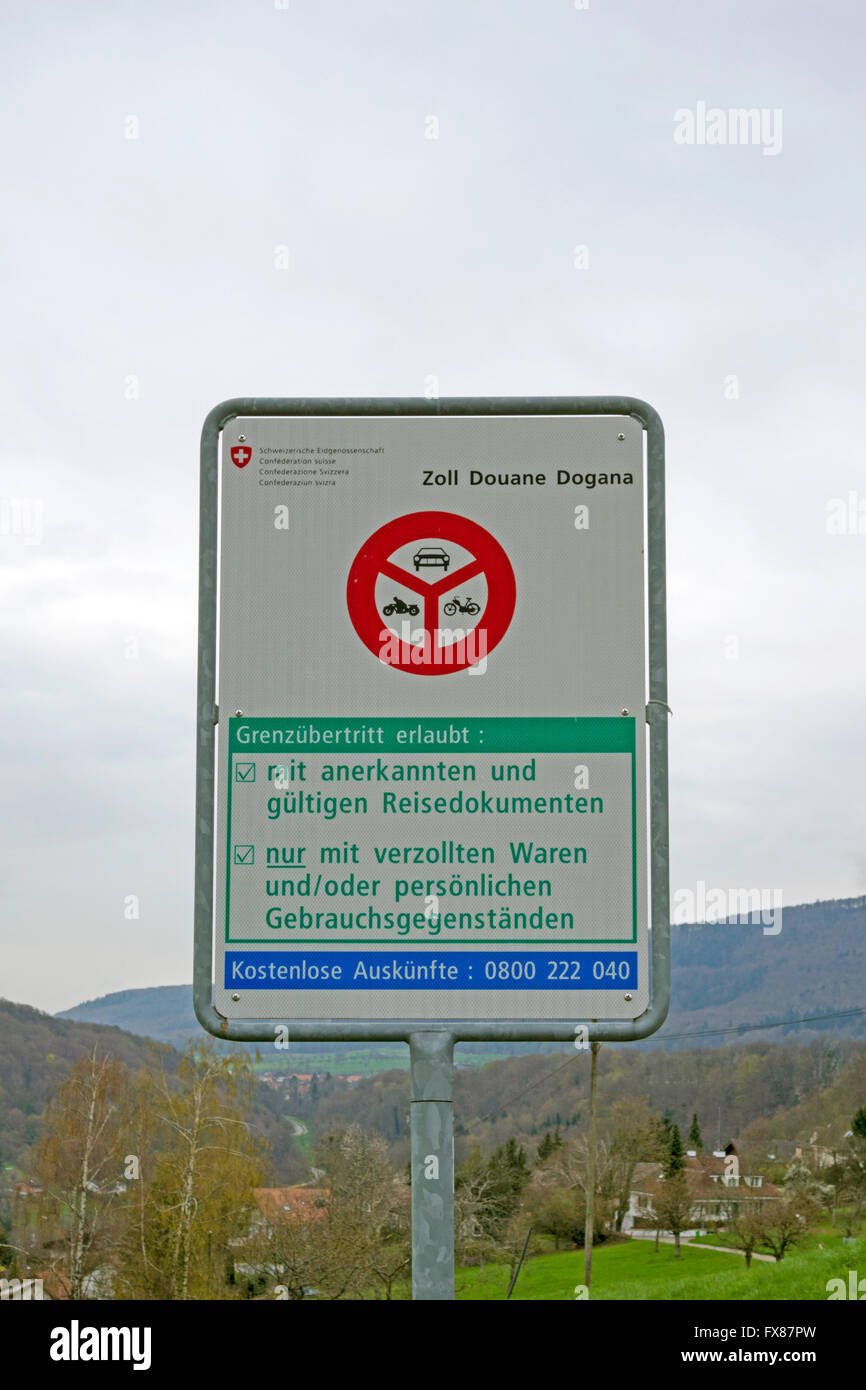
[617, 432, 625, 441]
[235, 709, 243, 717]
[231, 993, 240, 1002]
[237, 434, 246, 442]
[624, 993, 633, 1002]
[621, 708, 629, 716]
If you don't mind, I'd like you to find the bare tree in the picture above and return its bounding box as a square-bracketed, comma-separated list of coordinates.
[366, 1197, 411, 1301]
[727, 1203, 772, 1268]
[760, 1198, 811, 1263]
[652, 1172, 692, 1257]
[37, 1051, 129, 1298]
[455, 1148, 521, 1265]
[130, 1046, 266, 1300]
[521, 1178, 585, 1251]
[247, 1196, 336, 1301]
[835, 1135, 866, 1237]
[604, 1097, 660, 1233]
[549, 1133, 615, 1233]
[316, 1125, 408, 1299]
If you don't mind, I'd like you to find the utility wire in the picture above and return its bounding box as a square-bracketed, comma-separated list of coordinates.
[651, 1005, 866, 1043]
[469, 1003, 866, 1126]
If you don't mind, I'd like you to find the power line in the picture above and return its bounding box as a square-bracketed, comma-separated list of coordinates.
[656, 1005, 866, 1043]
[468, 1004, 866, 1126]
[475, 1053, 580, 1125]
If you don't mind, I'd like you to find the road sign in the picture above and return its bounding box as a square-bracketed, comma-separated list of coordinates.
[195, 399, 669, 1041]
[346, 510, 516, 673]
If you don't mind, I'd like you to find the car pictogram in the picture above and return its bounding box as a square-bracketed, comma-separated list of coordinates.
[413, 546, 450, 572]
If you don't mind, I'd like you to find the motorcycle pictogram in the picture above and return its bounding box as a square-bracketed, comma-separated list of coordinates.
[382, 595, 420, 617]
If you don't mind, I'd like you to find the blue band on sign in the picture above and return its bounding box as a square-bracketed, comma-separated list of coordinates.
[225, 951, 637, 990]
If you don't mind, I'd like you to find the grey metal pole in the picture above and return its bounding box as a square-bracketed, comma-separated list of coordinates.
[409, 1032, 455, 1301]
[583, 1041, 600, 1287]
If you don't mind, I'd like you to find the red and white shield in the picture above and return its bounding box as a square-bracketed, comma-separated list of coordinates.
[231, 445, 252, 469]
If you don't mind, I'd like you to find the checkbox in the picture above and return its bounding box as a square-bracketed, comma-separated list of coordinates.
[233, 845, 255, 866]
[235, 762, 256, 783]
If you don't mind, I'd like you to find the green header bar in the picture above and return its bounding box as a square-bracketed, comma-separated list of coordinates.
[229, 716, 635, 755]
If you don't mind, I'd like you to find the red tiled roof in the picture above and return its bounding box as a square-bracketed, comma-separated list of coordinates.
[631, 1157, 780, 1200]
[252, 1187, 328, 1223]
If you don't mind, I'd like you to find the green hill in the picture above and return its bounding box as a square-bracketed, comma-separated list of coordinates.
[0, 999, 306, 1182]
[55, 896, 866, 1074]
[305, 1034, 866, 1167]
[0, 998, 175, 1173]
[663, 894, 866, 1044]
[57, 984, 203, 1052]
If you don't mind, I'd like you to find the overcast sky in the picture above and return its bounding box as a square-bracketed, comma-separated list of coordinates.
[2, 0, 864, 1013]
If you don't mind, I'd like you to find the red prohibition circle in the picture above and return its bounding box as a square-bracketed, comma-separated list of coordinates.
[346, 511, 516, 675]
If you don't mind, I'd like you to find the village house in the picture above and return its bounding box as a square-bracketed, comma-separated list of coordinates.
[233, 1187, 331, 1292]
[13, 1180, 42, 1199]
[249, 1186, 329, 1231]
[623, 1144, 781, 1231]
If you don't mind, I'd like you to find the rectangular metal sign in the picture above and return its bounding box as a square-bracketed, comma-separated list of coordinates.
[195, 398, 669, 1042]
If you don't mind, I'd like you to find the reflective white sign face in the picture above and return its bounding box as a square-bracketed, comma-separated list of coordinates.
[212, 413, 649, 1021]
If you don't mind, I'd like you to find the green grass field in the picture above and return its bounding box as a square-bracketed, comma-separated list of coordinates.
[284, 1116, 313, 1161]
[247, 1047, 540, 1078]
[453, 1235, 866, 1301]
[249, 1050, 403, 1078]
[690, 1221, 862, 1255]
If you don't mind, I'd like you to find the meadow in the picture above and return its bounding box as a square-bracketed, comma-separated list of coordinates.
[453, 1234, 866, 1301]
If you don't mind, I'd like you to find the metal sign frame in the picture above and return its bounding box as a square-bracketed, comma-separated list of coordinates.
[194, 396, 669, 1299]
[195, 395, 668, 1045]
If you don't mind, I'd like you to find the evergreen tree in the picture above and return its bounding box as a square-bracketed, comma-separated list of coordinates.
[687, 1112, 703, 1153]
[852, 1105, 866, 1140]
[655, 1116, 673, 1164]
[670, 1124, 685, 1174]
[663, 1122, 685, 1177]
[500, 1136, 528, 1179]
[536, 1131, 554, 1163]
[487, 1139, 529, 1226]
